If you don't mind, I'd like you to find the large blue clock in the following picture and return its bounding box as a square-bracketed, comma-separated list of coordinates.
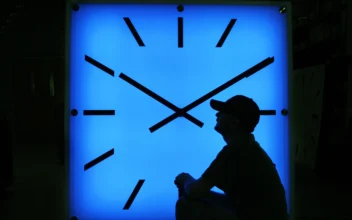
[65, 1, 293, 220]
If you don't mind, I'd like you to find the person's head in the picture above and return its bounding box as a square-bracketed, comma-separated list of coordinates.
[210, 95, 260, 141]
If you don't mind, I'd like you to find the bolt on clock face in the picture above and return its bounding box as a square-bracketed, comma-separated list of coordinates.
[68, 3, 291, 220]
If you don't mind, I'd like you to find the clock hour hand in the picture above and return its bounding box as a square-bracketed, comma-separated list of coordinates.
[119, 73, 204, 128]
[149, 57, 275, 133]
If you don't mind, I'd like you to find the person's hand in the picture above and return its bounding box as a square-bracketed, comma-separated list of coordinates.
[174, 172, 195, 187]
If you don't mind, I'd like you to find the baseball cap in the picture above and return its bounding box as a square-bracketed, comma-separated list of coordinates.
[210, 95, 260, 133]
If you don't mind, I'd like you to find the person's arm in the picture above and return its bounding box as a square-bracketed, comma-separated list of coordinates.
[184, 146, 231, 199]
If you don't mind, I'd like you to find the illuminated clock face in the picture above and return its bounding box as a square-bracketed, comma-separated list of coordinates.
[68, 2, 291, 220]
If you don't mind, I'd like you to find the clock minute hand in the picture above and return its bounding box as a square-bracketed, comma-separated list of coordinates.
[119, 73, 204, 128]
[149, 57, 275, 133]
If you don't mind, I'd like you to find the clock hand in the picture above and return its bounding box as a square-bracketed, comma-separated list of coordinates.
[85, 55, 115, 76]
[119, 73, 204, 128]
[149, 57, 275, 133]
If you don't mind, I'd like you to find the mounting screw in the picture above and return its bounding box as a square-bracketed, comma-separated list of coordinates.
[71, 217, 78, 220]
[177, 4, 184, 12]
[72, 3, 80, 11]
[279, 6, 286, 14]
[71, 109, 78, 116]
[281, 109, 288, 116]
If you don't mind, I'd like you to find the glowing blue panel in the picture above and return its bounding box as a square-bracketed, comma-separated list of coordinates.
[68, 3, 290, 220]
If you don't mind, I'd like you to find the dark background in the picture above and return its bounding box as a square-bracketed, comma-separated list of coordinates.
[1, 0, 351, 220]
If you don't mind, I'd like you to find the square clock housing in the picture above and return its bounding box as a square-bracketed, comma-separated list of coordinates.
[65, 1, 293, 220]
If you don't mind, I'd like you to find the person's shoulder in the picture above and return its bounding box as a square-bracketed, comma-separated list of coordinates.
[216, 145, 233, 156]
[246, 135, 264, 151]
[221, 144, 240, 160]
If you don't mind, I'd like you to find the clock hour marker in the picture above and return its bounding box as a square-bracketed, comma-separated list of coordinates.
[260, 110, 276, 115]
[84, 148, 114, 171]
[83, 110, 115, 116]
[216, 19, 237, 47]
[85, 55, 114, 76]
[149, 57, 275, 133]
[178, 17, 183, 48]
[123, 17, 145, 47]
[119, 73, 203, 128]
[123, 179, 145, 210]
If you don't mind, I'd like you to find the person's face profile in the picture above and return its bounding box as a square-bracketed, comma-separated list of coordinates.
[215, 111, 239, 136]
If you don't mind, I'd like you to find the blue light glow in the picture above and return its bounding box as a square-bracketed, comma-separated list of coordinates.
[69, 4, 289, 220]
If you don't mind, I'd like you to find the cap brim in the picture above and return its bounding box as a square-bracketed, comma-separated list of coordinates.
[210, 99, 226, 111]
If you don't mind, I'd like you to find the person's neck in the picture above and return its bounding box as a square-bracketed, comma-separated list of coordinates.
[224, 131, 251, 145]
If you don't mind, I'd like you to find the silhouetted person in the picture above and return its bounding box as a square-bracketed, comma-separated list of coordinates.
[174, 95, 288, 220]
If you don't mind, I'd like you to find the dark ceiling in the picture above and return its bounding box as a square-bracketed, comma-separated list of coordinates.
[0, 1, 65, 59]
[0, 0, 345, 69]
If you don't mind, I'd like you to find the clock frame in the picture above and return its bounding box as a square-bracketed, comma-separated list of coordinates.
[65, 1, 294, 220]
